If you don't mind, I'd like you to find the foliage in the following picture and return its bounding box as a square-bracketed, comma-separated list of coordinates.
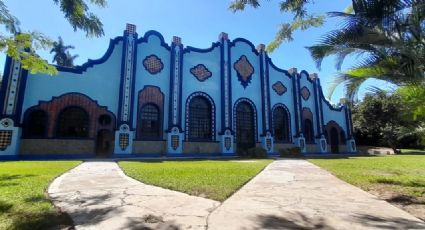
[306, 0, 425, 101]
[247, 147, 268, 158]
[119, 159, 272, 201]
[309, 155, 425, 219]
[50, 36, 79, 67]
[0, 0, 106, 75]
[278, 147, 302, 157]
[0, 161, 81, 230]
[397, 84, 425, 121]
[351, 91, 422, 149]
[229, 0, 325, 52]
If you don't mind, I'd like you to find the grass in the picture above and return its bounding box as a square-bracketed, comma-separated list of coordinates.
[0, 161, 81, 230]
[308, 155, 425, 219]
[401, 148, 425, 154]
[119, 159, 272, 201]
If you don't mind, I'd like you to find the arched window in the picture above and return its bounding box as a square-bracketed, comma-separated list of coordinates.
[25, 110, 47, 137]
[273, 107, 290, 142]
[236, 101, 256, 149]
[140, 104, 161, 139]
[188, 96, 212, 140]
[57, 107, 89, 138]
[304, 119, 314, 143]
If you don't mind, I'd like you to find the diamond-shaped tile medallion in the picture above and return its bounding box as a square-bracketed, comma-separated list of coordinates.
[143, 55, 163, 75]
[301, 86, 310, 100]
[190, 64, 212, 82]
[272, 81, 287, 96]
[234, 55, 254, 88]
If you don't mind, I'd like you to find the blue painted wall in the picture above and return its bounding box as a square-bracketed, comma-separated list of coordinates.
[230, 40, 263, 141]
[0, 25, 355, 155]
[133, 32, 171, 138]
[21, 39, 123, 122]
[268, 61, 296, 139]
[182, 44, 221, 140]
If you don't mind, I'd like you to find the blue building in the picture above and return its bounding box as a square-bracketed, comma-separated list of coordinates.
[0, 24, 356, 158]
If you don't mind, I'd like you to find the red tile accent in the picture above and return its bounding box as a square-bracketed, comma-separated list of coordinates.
[137, 86, 164, 139]
[29, 93, 115, 138]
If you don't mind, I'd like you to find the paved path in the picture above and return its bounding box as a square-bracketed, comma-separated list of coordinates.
[49, 159, 425, 230]
[208, 159, 425, 230]
[48, 161, 219, 229]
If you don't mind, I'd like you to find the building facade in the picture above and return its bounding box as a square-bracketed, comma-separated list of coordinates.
[0, 24, 356, 157]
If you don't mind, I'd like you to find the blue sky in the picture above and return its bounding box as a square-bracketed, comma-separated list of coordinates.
[1, 0, 394, 103]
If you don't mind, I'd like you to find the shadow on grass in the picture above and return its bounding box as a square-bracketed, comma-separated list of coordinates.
[0, 200, 13, 213]
[0, 174, 35, 181]
[304, 154, 378, 160]
[24, 195, 46, 203]
[374, 178, 425, 188]
[6, 209, 73, 230]
[0, 174, 35, 187]
[385, 195, 425, 205]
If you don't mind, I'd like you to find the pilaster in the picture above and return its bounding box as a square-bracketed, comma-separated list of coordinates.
[311, 73, 327, 153]
[167, 36, 184, 155]
[0, 55, 28, 155]
[115, 24, 138, 154]
[258, 44, 273, 154]
[219, 32, 234, 155]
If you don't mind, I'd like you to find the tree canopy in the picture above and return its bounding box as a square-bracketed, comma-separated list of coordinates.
[0, 0, 106, 75]
[352, 91, 423, 150]
[50, 36, 79, 67]
[307, 0, 424, 101]
[229, 0, 326, 52]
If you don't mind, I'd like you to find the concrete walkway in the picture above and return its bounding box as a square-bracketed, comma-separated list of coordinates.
[208, 159, 425, 230]
[48, 161, 220, 229]
[48, 159, 425, 230]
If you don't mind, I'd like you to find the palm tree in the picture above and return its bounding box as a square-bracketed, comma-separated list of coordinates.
[50, 36, 78, 67]
[306, 0, 424, 101]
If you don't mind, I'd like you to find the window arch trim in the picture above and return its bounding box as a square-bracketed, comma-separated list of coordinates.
[302, 107, 315, 143]
[271, 103, 292, 143]
[23, 109, 48, 138]
[185, 92, 216, 141]
[139, 103, 162, 140]
[233, 98, 258, 143]
[56, 106, 90, 139]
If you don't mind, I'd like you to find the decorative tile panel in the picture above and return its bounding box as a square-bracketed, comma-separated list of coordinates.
[272, 81, 287, 96]
[190, 64, 212, 82]
[119, 133, 129, 150]
[224, 137, 231, 150]
[234, 55, 254, 88]
[143, 55, 164, 75]
[171, 135, 179, 150]
[301, 87, 310, 100]
[0, 130, 12, 150]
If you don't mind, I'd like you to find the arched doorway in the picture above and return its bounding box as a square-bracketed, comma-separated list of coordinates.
[188, 96, 212, 141]
[330, 127, 339, 153]
[95, 129, 114, 156]
[236, 101, 255, 151]
[56, 107, 89, 138]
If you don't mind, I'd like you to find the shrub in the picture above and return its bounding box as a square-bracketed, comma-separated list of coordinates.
[247, 147, 268, 158]
[279, 147, 302, 157]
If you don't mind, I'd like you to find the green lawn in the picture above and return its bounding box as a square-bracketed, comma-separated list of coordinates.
[119, 159, 272, 201]
[401, 149, 425, 154]
[0, 161, 81, 230]
[308, 155, 425, 217]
